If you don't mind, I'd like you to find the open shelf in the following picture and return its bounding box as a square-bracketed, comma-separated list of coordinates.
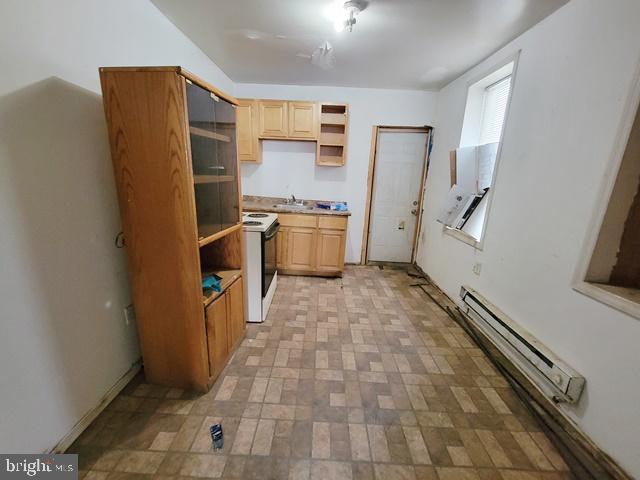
[317, 104, 348, 167]
[193, 175, 234, 184]
[189, 126, 231, 142]
[202, 268, 242, 306]
[198, 222, 242, 247]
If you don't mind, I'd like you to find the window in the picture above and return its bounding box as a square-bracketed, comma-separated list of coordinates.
[437, 59, 516, 245]
[479, 76, 512, 145]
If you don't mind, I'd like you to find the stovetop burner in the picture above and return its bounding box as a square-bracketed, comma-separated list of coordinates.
[243, 220, 262, 226]
[247, 213, 269, 218]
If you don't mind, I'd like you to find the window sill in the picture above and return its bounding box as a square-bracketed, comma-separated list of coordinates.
[573, 281, 640, 320]
[443, 226, 481, 248]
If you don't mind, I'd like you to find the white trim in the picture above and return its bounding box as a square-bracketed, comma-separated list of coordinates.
[443, 225, 479, 248]
[476, 50, 521, 250]
[572, 53, 640, 321]
[50, 360, 142, 453]
[448, 50, 521, 251]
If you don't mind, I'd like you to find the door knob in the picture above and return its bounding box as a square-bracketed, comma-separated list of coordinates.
[412, 200, 418, 206]
[411, 209, 418, 215]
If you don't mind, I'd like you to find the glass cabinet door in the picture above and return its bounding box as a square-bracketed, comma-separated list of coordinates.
[186, 82, 239, 241]
[213, 98, 239, 230]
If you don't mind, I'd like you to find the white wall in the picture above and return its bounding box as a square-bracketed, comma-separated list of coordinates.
[416, 0, 640, 475]
[0, 0, 233, 453]
[236, 83, 438, 263]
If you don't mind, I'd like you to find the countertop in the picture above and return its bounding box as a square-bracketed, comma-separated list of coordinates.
[243, 195, 351, 216]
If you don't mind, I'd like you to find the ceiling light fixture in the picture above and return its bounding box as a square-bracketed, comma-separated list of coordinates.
[325, 0, 367, 33]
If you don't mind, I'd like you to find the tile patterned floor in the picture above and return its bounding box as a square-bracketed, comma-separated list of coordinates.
[70, 266, 574, 479]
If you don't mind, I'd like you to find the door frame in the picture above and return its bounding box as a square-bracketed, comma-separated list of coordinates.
[361, 125, 433, 265]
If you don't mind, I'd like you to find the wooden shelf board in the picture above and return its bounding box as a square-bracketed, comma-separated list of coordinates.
[189, 126, 231, 142]
[318, 142, 345, 147]
[198, 223, 242, 248]
[202, 268, 242, 306]
[320, 113, 346, 125]
[194, 175, 234, 184]
[317, 156, 345, 167]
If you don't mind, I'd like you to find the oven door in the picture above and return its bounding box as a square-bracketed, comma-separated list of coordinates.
[262, 221, 279, 298]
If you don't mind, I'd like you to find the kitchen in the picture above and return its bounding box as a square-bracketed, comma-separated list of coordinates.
[2, 1, 640, 478]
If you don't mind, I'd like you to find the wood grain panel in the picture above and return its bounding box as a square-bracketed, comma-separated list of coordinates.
[278, 213, 318, 228]
[316, 229, 346, 273]
[236, 99, 261, 163]
[100, 69, 209, 391]
[226, 277, 245, 351]
[318, 216, 348, 230]
[288, 227, 317, 270]
[205, 294, 228, 379]
[288, 101, 319, 139]
[258, 100, 288, 138]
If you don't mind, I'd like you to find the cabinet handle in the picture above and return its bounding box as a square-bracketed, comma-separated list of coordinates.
[115, 231, 126, 248]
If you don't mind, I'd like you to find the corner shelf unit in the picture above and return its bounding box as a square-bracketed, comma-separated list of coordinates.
[99, 66, 246, 392]
[317, 103, 349, 166]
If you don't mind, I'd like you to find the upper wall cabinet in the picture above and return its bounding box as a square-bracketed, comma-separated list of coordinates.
[236, 99, 260, 163]
[238, 98, 348, 166]
[259, 100, 288, 138]
[288, 101, 319, 139]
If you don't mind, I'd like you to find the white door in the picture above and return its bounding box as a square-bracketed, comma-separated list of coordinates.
[368, 131, 428, 263]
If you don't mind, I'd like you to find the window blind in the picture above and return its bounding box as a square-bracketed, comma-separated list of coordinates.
[479, 75, 512, 144]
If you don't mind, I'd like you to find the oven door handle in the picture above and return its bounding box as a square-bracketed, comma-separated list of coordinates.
[264, 222, 280, 241]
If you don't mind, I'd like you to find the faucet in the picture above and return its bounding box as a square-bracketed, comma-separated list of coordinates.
[290, 194, 296, 204]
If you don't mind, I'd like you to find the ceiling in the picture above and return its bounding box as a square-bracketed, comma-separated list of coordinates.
[152, 0, 568, 90]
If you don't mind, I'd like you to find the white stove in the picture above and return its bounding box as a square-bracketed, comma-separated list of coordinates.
[242, 211, 279, 323]
[242, 211, 279, 231]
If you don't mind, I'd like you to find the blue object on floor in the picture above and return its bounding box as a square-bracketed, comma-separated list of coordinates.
[210, 423, 223, 450]
[202, 274, 222, 293]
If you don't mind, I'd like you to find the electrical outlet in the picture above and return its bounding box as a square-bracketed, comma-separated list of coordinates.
[472, 262, 482, 275]
[124, 304, 136, 326]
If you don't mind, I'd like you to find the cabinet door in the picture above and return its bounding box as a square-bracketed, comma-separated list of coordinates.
[276, 227, 289, 269]
[288, 227, 317, 271]
[226, 278, 245, 350]
[186, 82, 240, 240]
[316, 229, 346, 272]
[237, 99, 260, 163]
[288, 102, 318, 139]
[214, 97, 241, 230]
[259, 100, 288, 137]
[205, 294, 228, 379]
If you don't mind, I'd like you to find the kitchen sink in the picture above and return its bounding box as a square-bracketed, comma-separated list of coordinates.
[273, 203, 314, 210]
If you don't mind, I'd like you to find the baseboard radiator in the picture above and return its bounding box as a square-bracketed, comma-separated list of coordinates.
[459, 286, 585, 404]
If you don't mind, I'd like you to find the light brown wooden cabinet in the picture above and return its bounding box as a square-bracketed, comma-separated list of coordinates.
[205, 277, 245, 379]
[277, 213, 348, 276]
[239, 99, 336, 164]
[99, 66, 246, 392]
[236, 99, 261, 163]
[288, 227, 317, 271]
[288, 101, 319, 139]
[205, 292, 228, 380]
[316, 229, 346, 272]
[259, 100, 288, 138]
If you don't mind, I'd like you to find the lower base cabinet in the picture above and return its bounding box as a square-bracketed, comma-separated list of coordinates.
[277, 214, 347, 276]
[204, 277, 245, 380]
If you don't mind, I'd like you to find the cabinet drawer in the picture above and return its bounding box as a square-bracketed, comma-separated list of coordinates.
[318, 216, 347, 230]
[278, 213, 318, 228]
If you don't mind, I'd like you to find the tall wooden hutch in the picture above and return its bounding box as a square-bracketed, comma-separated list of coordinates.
[99, 67, 245, 392]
